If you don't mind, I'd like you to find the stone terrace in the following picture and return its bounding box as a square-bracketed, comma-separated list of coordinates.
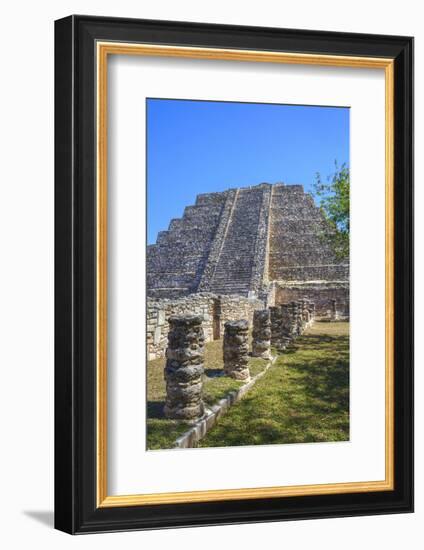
[147, 191, 227, 298]
[268, 184, 348, 282]
[202, 185, 270, 296]
[147, 182, 349, 313]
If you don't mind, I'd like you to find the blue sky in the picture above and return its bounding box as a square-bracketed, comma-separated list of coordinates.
[147, 98, 349, 244]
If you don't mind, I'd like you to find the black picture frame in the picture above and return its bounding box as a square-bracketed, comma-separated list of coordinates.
[55, 14, 414, 534]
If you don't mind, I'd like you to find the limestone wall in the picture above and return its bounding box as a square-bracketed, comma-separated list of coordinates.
[219, 295, 264, 336]
[275, 282, 349, 320]
[147, 294, 215, 360]
[147, 293, 264, 360]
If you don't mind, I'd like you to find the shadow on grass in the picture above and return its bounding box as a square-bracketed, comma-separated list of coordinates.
[147, 400, 166, 419]
[284, 334, 349, 412]
[199, 324, 350, 448]
[204, 368, 225, 378]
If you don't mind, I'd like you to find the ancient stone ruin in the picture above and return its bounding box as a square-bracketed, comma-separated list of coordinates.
[270, 306, 285, 352]
[269, 300, 316, 353]
[280, 303, 295, 349]
[147, 293, 263, 360]
[147, 182, 349, 320]
[153, 182, 347, 439]
[290, 301, 302, 336]
[164, 315, 205, 421]
[223, 320, 250, 381]
[252, 309, 272, 359]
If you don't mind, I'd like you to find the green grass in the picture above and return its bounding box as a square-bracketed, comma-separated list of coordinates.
[199, 322, 350, 448]
[146, 339, 269, 450]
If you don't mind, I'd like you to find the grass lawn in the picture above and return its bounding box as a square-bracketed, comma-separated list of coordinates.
[199, 321, 349, 448]
[146, 339, 269, 450]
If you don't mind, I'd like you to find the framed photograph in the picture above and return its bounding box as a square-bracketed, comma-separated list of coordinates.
[54, 15, 413, 534]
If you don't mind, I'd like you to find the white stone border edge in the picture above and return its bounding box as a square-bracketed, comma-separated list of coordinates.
[174, 355, 277, 449]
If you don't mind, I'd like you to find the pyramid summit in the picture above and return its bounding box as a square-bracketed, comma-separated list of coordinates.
[147, 182, 349, 318]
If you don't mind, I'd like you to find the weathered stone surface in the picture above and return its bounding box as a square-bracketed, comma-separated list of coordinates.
[309, 301, 316, 323]
[153, 326, 161, 345]
[147, 293, 264, 360]
[274, 282, 349, 320]
[147, 183, 349, 305]
[270, 306, 285, 351]
[157, 309, 165, 326]
[298, 299, 308, 332]
[290, 301, 302, 336]
[280, 303, 295, 348]
[218, 294, 263, 337]
[147, 193, 227, 298]
[223, 320, 250, 380]
[203, 186, 269, 296]
[164, 315, 205, 421]
[268, 184, 348, 283]
[252, 309, 272, 359]
[274, 299, 316, 351]
[331, 299, 338, 321]
[304, 299, 316, 328]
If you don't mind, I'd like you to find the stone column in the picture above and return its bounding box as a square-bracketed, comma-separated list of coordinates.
[289, 301, 301, 336]
[305, 300, 311, 327]
[270, 306, 284, 351]
[164, 315, 205, 421]
[298, 299, 307, 333]
[223, 320, 250, 380]
[299, 303, 304, 332]
[331, 299, 338, 321]
[280, 303, 294, 348]
[302, 299, 312, 329]
[252, 309, 272, 359]
[308, 301, 316, 325]
[301, 301, 307, 333]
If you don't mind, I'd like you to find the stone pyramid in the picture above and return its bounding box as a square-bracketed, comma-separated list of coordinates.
[147, 183, 349, 300]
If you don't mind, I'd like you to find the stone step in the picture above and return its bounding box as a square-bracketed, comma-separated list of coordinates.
[268, 184, 342, 282]
[208, 287, 250, 295]
[207, 186, 265, 295]
[212, 277, 252, 284]
[147, 193, 228, 296]
[147, 181, 348, 298]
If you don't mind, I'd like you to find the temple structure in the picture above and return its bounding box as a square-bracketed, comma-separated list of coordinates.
[147, 182, 349, 320]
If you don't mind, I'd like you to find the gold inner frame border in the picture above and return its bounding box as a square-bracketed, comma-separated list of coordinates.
[96, 41, 394, 508]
